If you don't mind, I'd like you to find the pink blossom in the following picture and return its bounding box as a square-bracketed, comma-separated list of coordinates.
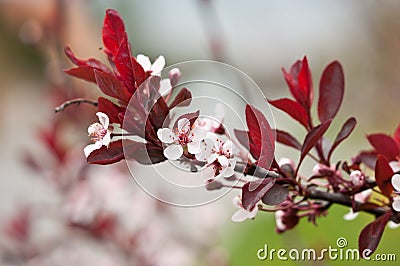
[343, 189, 372, 220]
[84, 112, 112, 157]
[136, 54, 165, 75]
[350, 170, 365, 187]
[157, 118, 207, 160]
[391, 174, 400, 212]
[231, 195, 258, 222]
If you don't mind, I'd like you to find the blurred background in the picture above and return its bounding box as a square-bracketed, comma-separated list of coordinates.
[0, 0, 399, 265]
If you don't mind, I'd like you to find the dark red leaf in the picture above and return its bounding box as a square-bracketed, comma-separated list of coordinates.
[358, 211, 391, 257]
[114, 36, 136, 93]
[298, 120, 332, 170]
[375, 155, 394, 197]
[282, 60, 302, 102]
[297, 56, 313, 110]
[102, 9, 126, 58]
[97, 97, 124, 124]
[169, 88, 192, 109]
[65, 66, 97, 83]
[242, 178, 276, 211]
[125, 142, 166, 165]
[132, 56, 146, 86]
[274, 129, 302, 150]
[367, 134, 399, 161]
[318, 61, 344, 123]
[268, 98, 309, 129]
[327, 117, 357, 161]
[94, 70, 132, 102]
[148, 96, 170, 130]
[234, 129, 250, 150]
[87, 140, 125, 164]
[261, 184, 288, 205]
[245, 105, 275, 168]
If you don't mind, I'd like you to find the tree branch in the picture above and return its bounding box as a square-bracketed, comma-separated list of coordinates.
[55, 98, 98, 113]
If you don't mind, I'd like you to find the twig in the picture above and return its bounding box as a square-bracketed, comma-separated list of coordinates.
[54, 98, 98, 113]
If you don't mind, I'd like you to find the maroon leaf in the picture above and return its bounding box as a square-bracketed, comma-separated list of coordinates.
[97, 97, 123, 124]
[268, 98, 309, 129]
[261, 184, 288, 205]
[132, 56, 147, 86]
[282, 60, 302, 102]
[274, 129, 302, 150]
[242, 178, 276, 211]
[125, 142, 166, 165]
[245, 105, 275, 169]
[234, 129, 250, 150]
[114, 36, 136, 93]
[148, 96, 170, 130]
[358, 211, 391, 257]
[375, 155, 394, 197]
[327, 117, 357, 161]
[169, 88, 192, 109]
[297, 120, 332, 170]
[367, 134, 399, 162]
[65, 66, 97, 83]
[297, 56, 313, 110]
[87, 140, 125, 164]
[94, 70, 132, 102]
[318, 61, 344, 123]
[102, 9, 126, 58]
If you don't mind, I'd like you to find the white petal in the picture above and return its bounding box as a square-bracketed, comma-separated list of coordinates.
[388, 221, 400, 229]
[102, 132, 111, 146]
[169, 68, 182, 87]
[391, 174, 400, 192]
[343, 209, 359, 221]
[159, 79, 172, 96]
[389, 161, 400, 173]
[248, 206, 259, 219]
[232, 195, 242, 208]
[150, 56, 165, 75]
[83, 142, 102, 157]
[393, 198, 400, 212]
[196, 138, 214, 161]
[96, 112, 109, 128]
[217, 155, 229, 168]
[354, 189, 372, 203]
[187, 141, 201, 155]
[136, 54, 151, 71]
[201, 165, 216, 179]
[222, 140, 233, 156]
[205, 132, 219, 146]
[157, 128, 175, 144]
[164, 144, 183, 160]
[222, 159, 236, 178]
[177, 118, 190, 133]
[275, 210, 286, 231]
[207, 153, 218, 164]
[231, 209, 249, 222]
[190, 127, 207, 142]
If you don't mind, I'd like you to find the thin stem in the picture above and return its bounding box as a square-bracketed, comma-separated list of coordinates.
[55, 98, 98, 113]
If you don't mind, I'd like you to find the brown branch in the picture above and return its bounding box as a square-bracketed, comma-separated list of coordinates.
[54, 98, 98, 113]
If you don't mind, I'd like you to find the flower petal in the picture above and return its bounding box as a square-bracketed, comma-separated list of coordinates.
[393, 197, 400, 212]
[96, 112, 109, 128]
[222, 159, 236, 178]
[388, 221, 400, 229]
[177, 118, 190, 133]
[187, 141, 201, 155]
[222, 140, 233, 157]
[217, 155, 229, 168]
[207, 153, 217, 164]
[275, 210, 286, 231]
[343, 209, 359, 221]
[83, 142, 102, 157]
[157, 128, 175, 144]
[392, 174, 400, 192]
[136, 54, 151, 71]
[201, 165, 216, 179]
[196, 138, 214, 161]
[163, 144, 183, 160]
[231, 209, 249, 222]
[248, 206, 258, 219]
[159, 79, 172, 96]
[103, 132, 111, 146]
[190, 127, 207, 142]
[150, 55, 165, 75]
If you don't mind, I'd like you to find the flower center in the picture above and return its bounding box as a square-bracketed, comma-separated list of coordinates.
[89, 123, 107, 142]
